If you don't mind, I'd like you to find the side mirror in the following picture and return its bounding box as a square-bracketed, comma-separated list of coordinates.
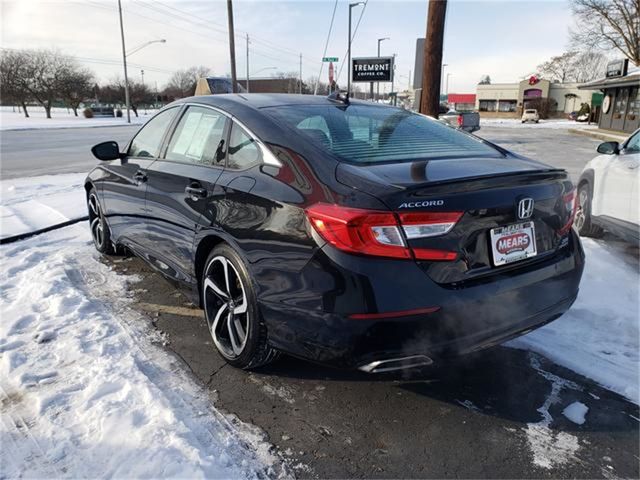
[91, 141, 121, 161]
[596, 141, 619, 155]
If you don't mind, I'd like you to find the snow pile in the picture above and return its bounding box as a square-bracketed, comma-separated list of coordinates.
[0, 106, 154, 131]
[1, 173, 87, 240]
[480, 118, 598, 129]
[563, 401, 589, 425]
[509, 238, 639, 404]
[0, 225, 285, 478]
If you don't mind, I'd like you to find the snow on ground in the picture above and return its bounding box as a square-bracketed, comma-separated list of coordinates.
[508, 238, 640, 405]
[1, 106, 154, 131]
[563, 402, 589, 425]
[480, 118, 598, 129]
[0, 173, 87, 240]
[0, 224, 287, 478]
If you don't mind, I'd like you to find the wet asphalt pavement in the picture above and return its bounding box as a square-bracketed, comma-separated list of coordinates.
[104, 252, 639, 479]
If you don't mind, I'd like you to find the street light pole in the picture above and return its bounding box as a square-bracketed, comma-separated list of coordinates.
[246, 34, 250, 93]
[446, 72, 452, 95]
[441, 63, 448, 98]
[347, 2, 364, 97]
[117, 0, 130, 123]
[376, 37, 389, 101]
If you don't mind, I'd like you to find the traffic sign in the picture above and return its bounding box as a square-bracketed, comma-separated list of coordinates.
[322, 57, 339, 62]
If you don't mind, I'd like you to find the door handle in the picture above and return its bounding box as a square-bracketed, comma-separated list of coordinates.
[133, 171, 147, 184]
[185, 185, 207, 199]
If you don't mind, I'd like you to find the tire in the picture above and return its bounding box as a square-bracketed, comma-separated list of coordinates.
[574, 182, 604, 238]
[201, 244, 279, 369]
[87, 188, 116, 254]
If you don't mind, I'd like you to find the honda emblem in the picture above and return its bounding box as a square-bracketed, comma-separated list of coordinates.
[517, 198, 534, 219]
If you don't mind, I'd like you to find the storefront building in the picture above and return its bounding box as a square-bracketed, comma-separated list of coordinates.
[475, 76, 595, 118]
[578, 61, 639, 135]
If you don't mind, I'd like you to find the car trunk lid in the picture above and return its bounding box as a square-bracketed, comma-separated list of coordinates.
[336, 157, 575, 285]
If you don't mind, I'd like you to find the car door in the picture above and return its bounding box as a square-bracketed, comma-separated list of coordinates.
[142, 104, 229, 283]
[620, 131, 640, 225]
[596, 132, 639, 225]
[101, 106, 179, 248]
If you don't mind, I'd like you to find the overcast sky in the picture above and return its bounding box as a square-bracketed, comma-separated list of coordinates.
[1, 0, 578, 93]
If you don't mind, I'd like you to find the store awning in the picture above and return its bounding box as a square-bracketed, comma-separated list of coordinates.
[578, 71, 640, 90]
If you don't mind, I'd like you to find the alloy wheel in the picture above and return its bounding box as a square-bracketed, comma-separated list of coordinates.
[203, 255, 250, 359]
[573, 188, 588, 231]
[88, 193, 104, 249]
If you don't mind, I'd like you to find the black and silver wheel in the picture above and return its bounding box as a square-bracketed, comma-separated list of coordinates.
[87, 188, 115, 254]
[202, 244, 278, 369]
[574, 182, 604, 238]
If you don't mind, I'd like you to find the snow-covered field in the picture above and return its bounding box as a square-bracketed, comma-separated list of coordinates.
[0, 175, 638, 476]
[0, 106, 154, 131]
[1, 173, 88, 240]
[0, 224, 286, 478]
[480, 118, 598, 129]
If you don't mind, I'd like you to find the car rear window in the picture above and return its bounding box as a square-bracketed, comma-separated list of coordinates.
[263, 104, 501, 164]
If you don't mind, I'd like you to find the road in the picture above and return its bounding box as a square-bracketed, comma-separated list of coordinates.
[0, 126, 139, 179]
[1, 124, 601, 181]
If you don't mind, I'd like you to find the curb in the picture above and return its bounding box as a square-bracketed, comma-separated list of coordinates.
[0, 216, 88, 245]
[568, 128, 627, 143]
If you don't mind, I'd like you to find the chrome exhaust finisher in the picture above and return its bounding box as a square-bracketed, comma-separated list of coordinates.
[358, 355, 433, 373]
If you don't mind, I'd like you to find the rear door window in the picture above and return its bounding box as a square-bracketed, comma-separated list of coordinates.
[226, 123, 262, 170]
[165, 106, 228, 165]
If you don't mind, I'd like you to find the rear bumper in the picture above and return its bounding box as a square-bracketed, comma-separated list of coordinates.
[261, 230, 585, 369]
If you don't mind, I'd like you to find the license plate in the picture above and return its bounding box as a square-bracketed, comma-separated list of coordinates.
[490, 222, 537, 266]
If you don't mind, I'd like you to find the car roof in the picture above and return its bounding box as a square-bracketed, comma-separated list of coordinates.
[175, 93, 374, 111]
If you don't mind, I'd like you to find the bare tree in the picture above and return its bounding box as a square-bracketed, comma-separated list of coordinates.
[129, 81, 154, 117]
[166, 65, 211, 98]
[0, 50, 32, 117]
[538, 51, 578, 82]
[23, 50, 74, 119]
[572, 50, 609, 82]
[478, 75, 491, 85]
[570, 0, 640, 66]
[537, 50, 608, 82]
[59, 66, 94, 116]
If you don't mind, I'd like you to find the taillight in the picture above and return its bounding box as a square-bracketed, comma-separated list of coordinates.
[306, 203, 461, 261]
[399, 212, 463, 239]
[457, 115, 463, 127]
[558, 188, 576, 235]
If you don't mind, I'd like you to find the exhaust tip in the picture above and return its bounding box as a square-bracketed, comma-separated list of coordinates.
[358, 355, 433, 374]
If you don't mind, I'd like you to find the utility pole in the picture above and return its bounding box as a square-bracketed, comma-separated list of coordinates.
[246, 34, 250, 93]
[299, 53, 303, 94]
[226, 0, 238, 93]
[141, 69, 145, 86]
[117, 0, 130, 123]
[391, 53, 396, 105]
[419, 0, 447, 117]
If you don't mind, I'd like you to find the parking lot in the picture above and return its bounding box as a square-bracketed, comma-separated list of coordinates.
[91, 126, 635, 477]
[2, 123, 638, 478]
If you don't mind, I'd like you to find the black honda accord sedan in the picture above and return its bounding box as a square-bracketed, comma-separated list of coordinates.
[86, 93, 584, 372]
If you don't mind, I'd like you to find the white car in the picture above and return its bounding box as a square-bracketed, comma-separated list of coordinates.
[521, 109, 539, 123]
[574, 129, 640, 243]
